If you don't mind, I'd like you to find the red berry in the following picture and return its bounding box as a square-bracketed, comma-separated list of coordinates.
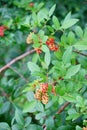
[29, 2, 34, 7]
[35, 48, 42, 54]
[0, 26, 7, 37]
[49, 38, 54, 43]
[54, 46, 58, 51]
[40, 83, 48, 93]
[46, 40, 50, 45]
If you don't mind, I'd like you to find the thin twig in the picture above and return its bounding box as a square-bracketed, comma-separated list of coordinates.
[0, 49, 35, 73]
[73, 50, 87, 57]
[9, 66, 28, 83]
[56, 102, 70, 114]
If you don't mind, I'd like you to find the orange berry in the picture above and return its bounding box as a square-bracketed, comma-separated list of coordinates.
[54, 46, 59, 51]
[26, 32, 34, 44]
[34, 89, 42, 100]
[41, 93, 49, 104]
[29, 2, 34, 7]
[49, 38, 54, 43]
[35, 48, 42, 54]
[40, 83, 48, 93]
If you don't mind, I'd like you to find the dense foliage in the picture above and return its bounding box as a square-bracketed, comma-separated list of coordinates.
[0, 0, 87, 130]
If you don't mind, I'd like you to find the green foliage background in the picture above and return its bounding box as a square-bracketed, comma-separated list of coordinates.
[0, 0, 87, 130]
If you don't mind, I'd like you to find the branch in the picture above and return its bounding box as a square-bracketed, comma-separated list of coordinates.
[56, 102, 70, 114]
[73, 50, 87, 57]
[0, 49, 35, 73]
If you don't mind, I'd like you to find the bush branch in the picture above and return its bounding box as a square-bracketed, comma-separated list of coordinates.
[0, 49, 35, 73]
[56, 102, 70, 114]
[73, 50, 87, 57]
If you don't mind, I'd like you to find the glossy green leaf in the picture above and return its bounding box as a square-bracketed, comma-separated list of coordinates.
[42, 45, 49, 53]
[61, 19, 79, 29]
[65, 64, 81, 79]
[37, 8, 48, 22]
[63, 12, 71, 23]
[15, 108, 24, 126]
[74, 44, 87, 50]
[67, 31, 75, 44]
[23, 101, 37, 113]
[75, 26, 83, 38]
[49, 4, 56, 17]
[45, 51, 51, 67]
[62, 46, 72, 64]
[76, 126, 82, 130]
[45, 116, 54, 129]
[24, 117, 32, 127]
[0, 122, 11, 130]
[27, 62, 40, 72]
[52, 16, 60, 30]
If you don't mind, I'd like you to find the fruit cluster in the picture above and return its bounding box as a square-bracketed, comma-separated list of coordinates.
[34, 83, 49, 104]
[26, 32, 42, 54]
[0, 26, 7, 37]
[35, 48, 42, 54]
[46, 38, 58, 51]
[34, 83, 56, 104]
[26, 32, 34, 44]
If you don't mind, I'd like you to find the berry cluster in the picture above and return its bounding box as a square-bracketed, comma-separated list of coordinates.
[34, 83, 49, 104]
[26, 32, 34, 44]
[46, 38, 58, 51]
[0, 26, 7, 37]
[35, 48, 42, 54]
[26, 32, 42, 54]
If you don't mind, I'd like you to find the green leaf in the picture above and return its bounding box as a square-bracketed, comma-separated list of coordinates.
[62, 46, 72, 64]
[32, 34, 39, 44]
[0, 123, 11, 130]
[65, 64, 81, 79]
[37, 8, 48, 22]
[42, 45, 51, 67]
[36, 101, 44, 112]
[61, 19, 79, 29]
[15, 108, 24, 126]
[76, 126, 82, 130]
[74, 44, 87, 50]
[0, 101, 10, 115]
[63, 94, 76, 103]
[45, 51, 51, 67]
[57, 125, 72, 130]
[75, 26, 83, 38]
[38, 30, 48, 43]
[66, 113, 80, 121]
[26, 124, 43, 130]
[45, 116, 54, 129]
[21, 16, 31, 27]
[26, 91, 35, 101]
[67, 31, 75, 44]
[63, 12, 71, 23]
[49, 4, 56, 17]
[42, 45, 49, 53]
[27, 62, 40, 73]
[25, 117, 32, 127]
[23, 101, 37, 113]
[52, 16, 60, 30]
[12, 124, 22, 130]
[35, 113, 46, 120]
